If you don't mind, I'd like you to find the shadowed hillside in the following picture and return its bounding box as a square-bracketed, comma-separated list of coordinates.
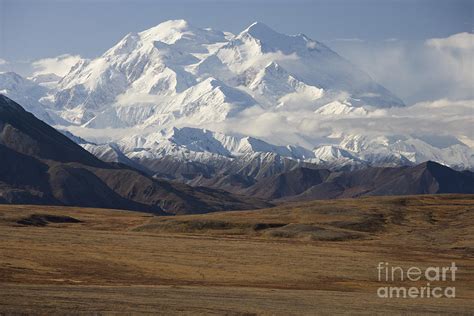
[0, 95, 269, 214]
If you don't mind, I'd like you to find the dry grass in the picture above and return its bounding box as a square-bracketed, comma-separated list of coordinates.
[0, 195, 473, 314]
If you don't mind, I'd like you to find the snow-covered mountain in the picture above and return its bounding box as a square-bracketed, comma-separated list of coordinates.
[1, 20, 473, 172]
[0, 72, 61, 124]
[338, 134, 474, 170]
[66, 126, 473, 177]
[38, 19, 403, 128]
[117, 127, 314, 160]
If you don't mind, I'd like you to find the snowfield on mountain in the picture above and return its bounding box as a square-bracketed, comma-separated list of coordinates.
[0, 20, 472, 171]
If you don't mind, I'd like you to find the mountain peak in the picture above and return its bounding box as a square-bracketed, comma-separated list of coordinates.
[137, 19, 227, 51]
[147, 19, 191, 31]
[243, 22, 277, 36]
[106, 32, 140, 56]
[239, 21, 285, 44]
[236, 21, 324, 56]
[0, 71, 27, 83]
[161, 19, 190, 28]
[139, 19, 193, 44]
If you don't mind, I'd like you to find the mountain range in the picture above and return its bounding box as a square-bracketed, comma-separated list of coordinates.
[0, 20, 473, 180]
[245, 162, 474, 201]
[0, 95, 270, 214]
[1, 94, 472, 213]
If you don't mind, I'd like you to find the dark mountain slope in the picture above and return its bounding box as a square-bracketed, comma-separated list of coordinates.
[243, 167, 331, 200]
[418, 161, 474, 193]
[0, 95, 269, 214]
[285, 161, 474, 201]
[0, 95, 105, 167]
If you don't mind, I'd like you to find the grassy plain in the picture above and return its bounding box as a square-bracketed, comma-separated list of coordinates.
[0, 195, 473, 314]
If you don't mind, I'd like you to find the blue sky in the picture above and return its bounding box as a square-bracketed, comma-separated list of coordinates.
[0, 0, 472, 103]
[1, 0, 472, 60]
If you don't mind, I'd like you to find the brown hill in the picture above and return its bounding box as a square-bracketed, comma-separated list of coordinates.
[282, 161, 474, 201]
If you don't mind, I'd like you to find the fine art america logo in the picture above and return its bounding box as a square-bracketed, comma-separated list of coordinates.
[377, 262, 457, 298]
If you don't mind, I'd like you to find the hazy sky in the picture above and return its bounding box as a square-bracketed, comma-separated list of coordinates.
[1, 0, 472, 60]
[0, 0, 472, 103]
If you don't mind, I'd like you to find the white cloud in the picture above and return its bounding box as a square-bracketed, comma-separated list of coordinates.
[197, 98, 474, 149]
[0, 58, 8, 65]
[241, 51, 299, 72]
[426, 32, 474, 51]
[424, 32, 474, 99]
[31, 54, 82, 77]
[66, 97, 473, 151]
[306, 41, 317, 49]
[329, 32, 474, 103]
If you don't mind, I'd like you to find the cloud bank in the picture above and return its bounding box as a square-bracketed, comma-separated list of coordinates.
[197, 98, 473, 149]
[330, 32, 474, 103]
[31, 54, 82, 77]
